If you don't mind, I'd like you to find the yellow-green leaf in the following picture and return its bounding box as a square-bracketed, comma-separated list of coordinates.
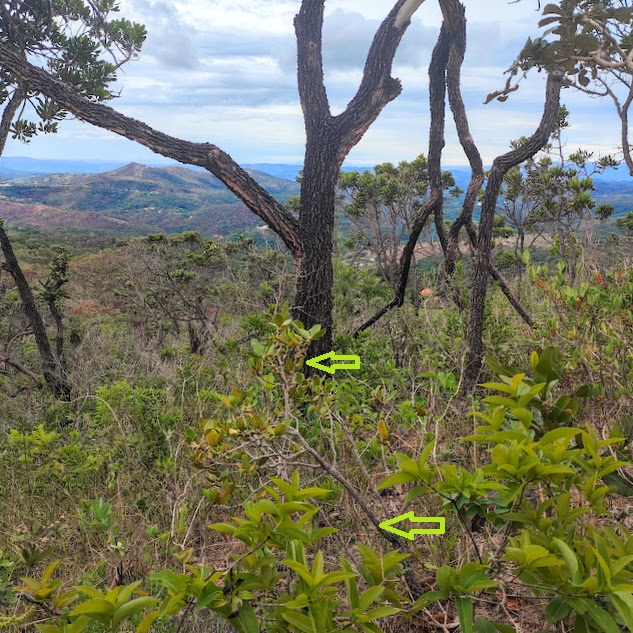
[112, 597, 158, 631]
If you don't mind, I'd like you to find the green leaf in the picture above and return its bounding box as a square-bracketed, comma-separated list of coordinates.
[359, 586, 385, 611]
[341, 558, 360, 610]
[112, 597, 158, 631]
[478, 621, 516, 633]
[436, 566, 454, 598]
[475, 620, 517, 633]
[281, 610, 315, 633]
[70, 598, 115, 625]
[365, 606, 401, 621]
[114, 581, 142, 607]
[583, 601, 621, 633]
[228, 602, 260, 633]
[66, 615, 90, 633]
[474, 619, 497, 633]
[284, 560, 317, 589]
[285, 594, 309, 609]
[546, 597, 571, 624]
[136, 610, 161, 633]
[376, 472, 418, 489]
[197, 582, 221, 609]
[480, 382, 514, 395]
[540, 428, 581, 444]
[553, 538, 581, 583]
[611, 555, 633, 577]
[315, 570, 355, 588]
[41, 561, 61, 584]
[75, 585, 105, 600]
[609, 591, 633, 632]
[455, 596, 474, 633]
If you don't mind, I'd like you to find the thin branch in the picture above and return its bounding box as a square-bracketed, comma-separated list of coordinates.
[286, 427, 425, 599]
[439, 0, 485, 280]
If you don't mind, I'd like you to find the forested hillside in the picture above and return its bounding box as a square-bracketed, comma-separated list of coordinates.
[0, 215, 632, 633]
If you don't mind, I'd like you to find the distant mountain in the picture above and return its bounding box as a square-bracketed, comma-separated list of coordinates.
[0, 157, 139, 176]
[0, 162, 300, 235]
[0, 158, 631, 237]
[0, 157, 374, 182]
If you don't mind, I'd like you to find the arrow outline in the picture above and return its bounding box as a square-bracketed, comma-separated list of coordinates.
[379, 511, 445, 540]
[305, 351, 360, 374]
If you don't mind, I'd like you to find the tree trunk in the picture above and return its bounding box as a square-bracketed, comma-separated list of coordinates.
[292, 146, 338, 355]
[0, 223, 71, 398]
[463, 70, 563, 392]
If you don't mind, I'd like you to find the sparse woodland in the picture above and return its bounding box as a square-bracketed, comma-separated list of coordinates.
[0, 1, 633, 633]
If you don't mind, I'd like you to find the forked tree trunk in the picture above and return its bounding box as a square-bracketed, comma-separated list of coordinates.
[463, 70, 563, 391]
[0, 0, 423, 359]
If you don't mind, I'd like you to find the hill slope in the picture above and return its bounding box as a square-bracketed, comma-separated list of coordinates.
[0, 163, 300, 235]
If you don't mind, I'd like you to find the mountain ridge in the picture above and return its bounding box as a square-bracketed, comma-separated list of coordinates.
[0, 159, 631, 237]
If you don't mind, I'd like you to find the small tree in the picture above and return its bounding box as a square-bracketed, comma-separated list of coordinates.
[339, 155, 456, 293]
[118, 233, 253, 354]
[0, 0, 145, 397]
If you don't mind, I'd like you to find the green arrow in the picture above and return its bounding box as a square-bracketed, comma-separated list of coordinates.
[305, 351, 360, 374]
[379, 511, 445, 540]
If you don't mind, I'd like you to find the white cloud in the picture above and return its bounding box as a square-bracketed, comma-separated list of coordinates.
[3, 0, 625, 169]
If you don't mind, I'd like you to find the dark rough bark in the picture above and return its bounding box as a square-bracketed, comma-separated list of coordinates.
[0, 223, 71, 398]
[355, 1, 535, 338]
[48, 296, 66, 373]
[440, 0, 484, 282]
[463, 70, 564, 392]
[463, 221, 533, 328]
[292, 0, 424, 356]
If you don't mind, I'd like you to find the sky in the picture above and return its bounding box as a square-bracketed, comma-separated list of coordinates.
[3, 0, 629, 168]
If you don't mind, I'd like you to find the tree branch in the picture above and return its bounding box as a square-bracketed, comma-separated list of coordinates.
[0, 354, 44, 389]
[464, 69, 563, 391]
[0, 222, 66, 395]
[439, 0, 485, 281]
[334, 0, 427, 161]
[0, 43, 303, 253]
[354, 24, 449, 336]
[295, 0, 330, 136]
[286, 427, 424, 599]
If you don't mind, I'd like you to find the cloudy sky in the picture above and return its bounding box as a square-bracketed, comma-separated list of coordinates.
[3, 0, 628, 168]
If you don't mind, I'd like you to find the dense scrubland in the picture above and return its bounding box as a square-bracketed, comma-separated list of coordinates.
[1, 0, 633, 629]
[0, 209, 632, 633]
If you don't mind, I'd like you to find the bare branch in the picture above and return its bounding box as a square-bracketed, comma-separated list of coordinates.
[0, 354, 44, 389]
[334, 0, 426, 160]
